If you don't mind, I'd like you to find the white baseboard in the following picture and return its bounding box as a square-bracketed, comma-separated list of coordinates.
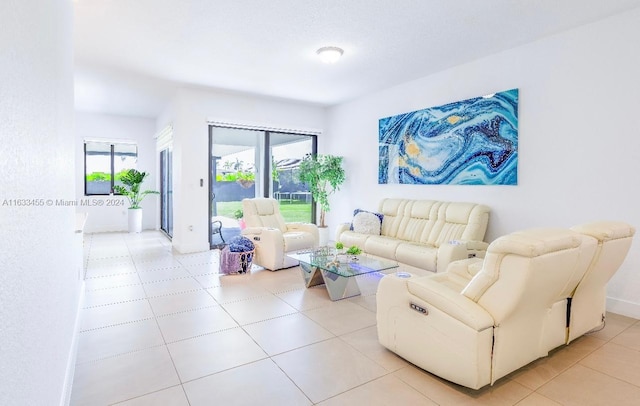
[607, 296, 640, 319]
[60, 282, 85, 406]
[173, 241, 211, 254]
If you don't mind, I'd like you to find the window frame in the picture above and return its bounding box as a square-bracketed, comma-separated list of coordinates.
[84, 140, 138, 196]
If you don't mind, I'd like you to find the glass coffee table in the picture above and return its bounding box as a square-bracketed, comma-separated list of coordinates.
[288, 249, 399, 301]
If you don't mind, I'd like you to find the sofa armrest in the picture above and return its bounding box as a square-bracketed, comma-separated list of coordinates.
[437, 241, 489, 273]
[286, 222, 319, 246]
[465, 240, 489, 251]
[241, 227, 286, 270]
[436, 242, 469, 273]
[446, 257, 484, 280]
[241, 227, 284, 249]
[466, 240, 489, 258]
[335, 222, 351, 241]
[242, 226, 265, 235]
[407, 277, 494, 331]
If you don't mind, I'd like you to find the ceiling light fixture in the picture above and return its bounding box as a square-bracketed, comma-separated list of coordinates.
[316, 46, 344, 64]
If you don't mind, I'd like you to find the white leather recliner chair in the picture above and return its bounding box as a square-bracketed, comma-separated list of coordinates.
[377, 227, 599, 389]
[241, 198, 319, 271]
[567, 221, 635, 343]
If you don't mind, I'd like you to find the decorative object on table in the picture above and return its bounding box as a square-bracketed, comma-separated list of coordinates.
[325, 258, 341, 270]
[335, 241, 344, 252]
[311, 245, 333, 263]
[378, 88, 518, 185]
[346, 245, 362, 262]
[112, 169, 159, 233]
[298, 153, 346, 245]
[346, 245, 362, 255]
[220, 236, 255, 274]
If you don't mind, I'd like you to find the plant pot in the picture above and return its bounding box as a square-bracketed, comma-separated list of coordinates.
[128, 208, 143, 233]
[318, 226, 330, 247]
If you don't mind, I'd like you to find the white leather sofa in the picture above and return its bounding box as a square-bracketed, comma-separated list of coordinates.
[336, 198, 490, 274]
[241, 198, 319, 271]
[376, 223, 634, 389]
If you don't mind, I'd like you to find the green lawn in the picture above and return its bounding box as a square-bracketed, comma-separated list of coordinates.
[215, 200, 312, 223]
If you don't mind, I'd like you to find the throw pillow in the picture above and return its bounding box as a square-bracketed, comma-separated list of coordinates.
[351, 209, 383, 235]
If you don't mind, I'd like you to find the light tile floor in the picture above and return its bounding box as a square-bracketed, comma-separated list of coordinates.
[71, 231, 640, 405]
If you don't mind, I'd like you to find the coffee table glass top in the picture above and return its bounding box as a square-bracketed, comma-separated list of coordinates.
[289, 248, 398, 277]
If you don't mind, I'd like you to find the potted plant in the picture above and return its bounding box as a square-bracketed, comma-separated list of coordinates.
[346, 245, 363, 261]
[298, 154, 346, 245]
[113, 169, 159, 233]
[234, 208, 246, 230]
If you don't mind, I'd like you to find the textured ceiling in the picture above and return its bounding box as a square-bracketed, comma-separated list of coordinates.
[74, 0, 640, 117]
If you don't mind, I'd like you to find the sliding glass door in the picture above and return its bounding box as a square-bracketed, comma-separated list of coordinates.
[208, 126, 316, 249]
[160, 148, 173, 237]
[270, 132, 314, 222]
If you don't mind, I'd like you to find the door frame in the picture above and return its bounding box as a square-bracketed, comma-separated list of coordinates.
[208, 124, 318, 249]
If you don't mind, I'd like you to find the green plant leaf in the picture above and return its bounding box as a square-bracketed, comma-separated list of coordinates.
[298, 154, 345, 228]
[346, 245, 362, 255]
[112, 169, 158, 209]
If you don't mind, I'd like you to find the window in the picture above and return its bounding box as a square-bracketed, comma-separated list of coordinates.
[84, 141, 138, 195]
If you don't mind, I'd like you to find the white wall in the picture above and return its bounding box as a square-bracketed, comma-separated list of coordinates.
[325, 9, 640, 317]
[75, 112, 158, 233]
[0, 1, 80, 405]
[160, 87, 326, 253]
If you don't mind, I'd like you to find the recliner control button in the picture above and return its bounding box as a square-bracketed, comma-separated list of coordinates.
[410, 303, 428, 314]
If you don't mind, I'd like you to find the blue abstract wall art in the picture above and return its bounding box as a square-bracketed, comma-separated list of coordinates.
[378, 88, 518, 185]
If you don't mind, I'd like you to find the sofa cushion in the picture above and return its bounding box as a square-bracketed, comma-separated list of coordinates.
[428, 203, 490, 246]
[244, 198, 288, 232]
[364, 235, 402, 259]
[398, 200, 440, 243]
[378, 199, 410, 238]
[338, 230, 371, 249]
[351, 209, 383, 235]
[395, 242, 437, 272]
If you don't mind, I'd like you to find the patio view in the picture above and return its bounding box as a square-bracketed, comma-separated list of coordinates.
[210, 127, 314, 247]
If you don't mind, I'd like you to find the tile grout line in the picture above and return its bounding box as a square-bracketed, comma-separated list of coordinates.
[76, 343, 167, 366]
[125, 234, 193, 405]
[79, 317, 157, 333]
[82, 287, 224, 309]
[107, 384, 188, 406]
[155, 304, 221, 319]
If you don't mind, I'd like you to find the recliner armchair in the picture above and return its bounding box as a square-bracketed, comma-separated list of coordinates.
[377, 227, 600, 389]
[567, 221, 635, 343]
[241, 198, 319, 271]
